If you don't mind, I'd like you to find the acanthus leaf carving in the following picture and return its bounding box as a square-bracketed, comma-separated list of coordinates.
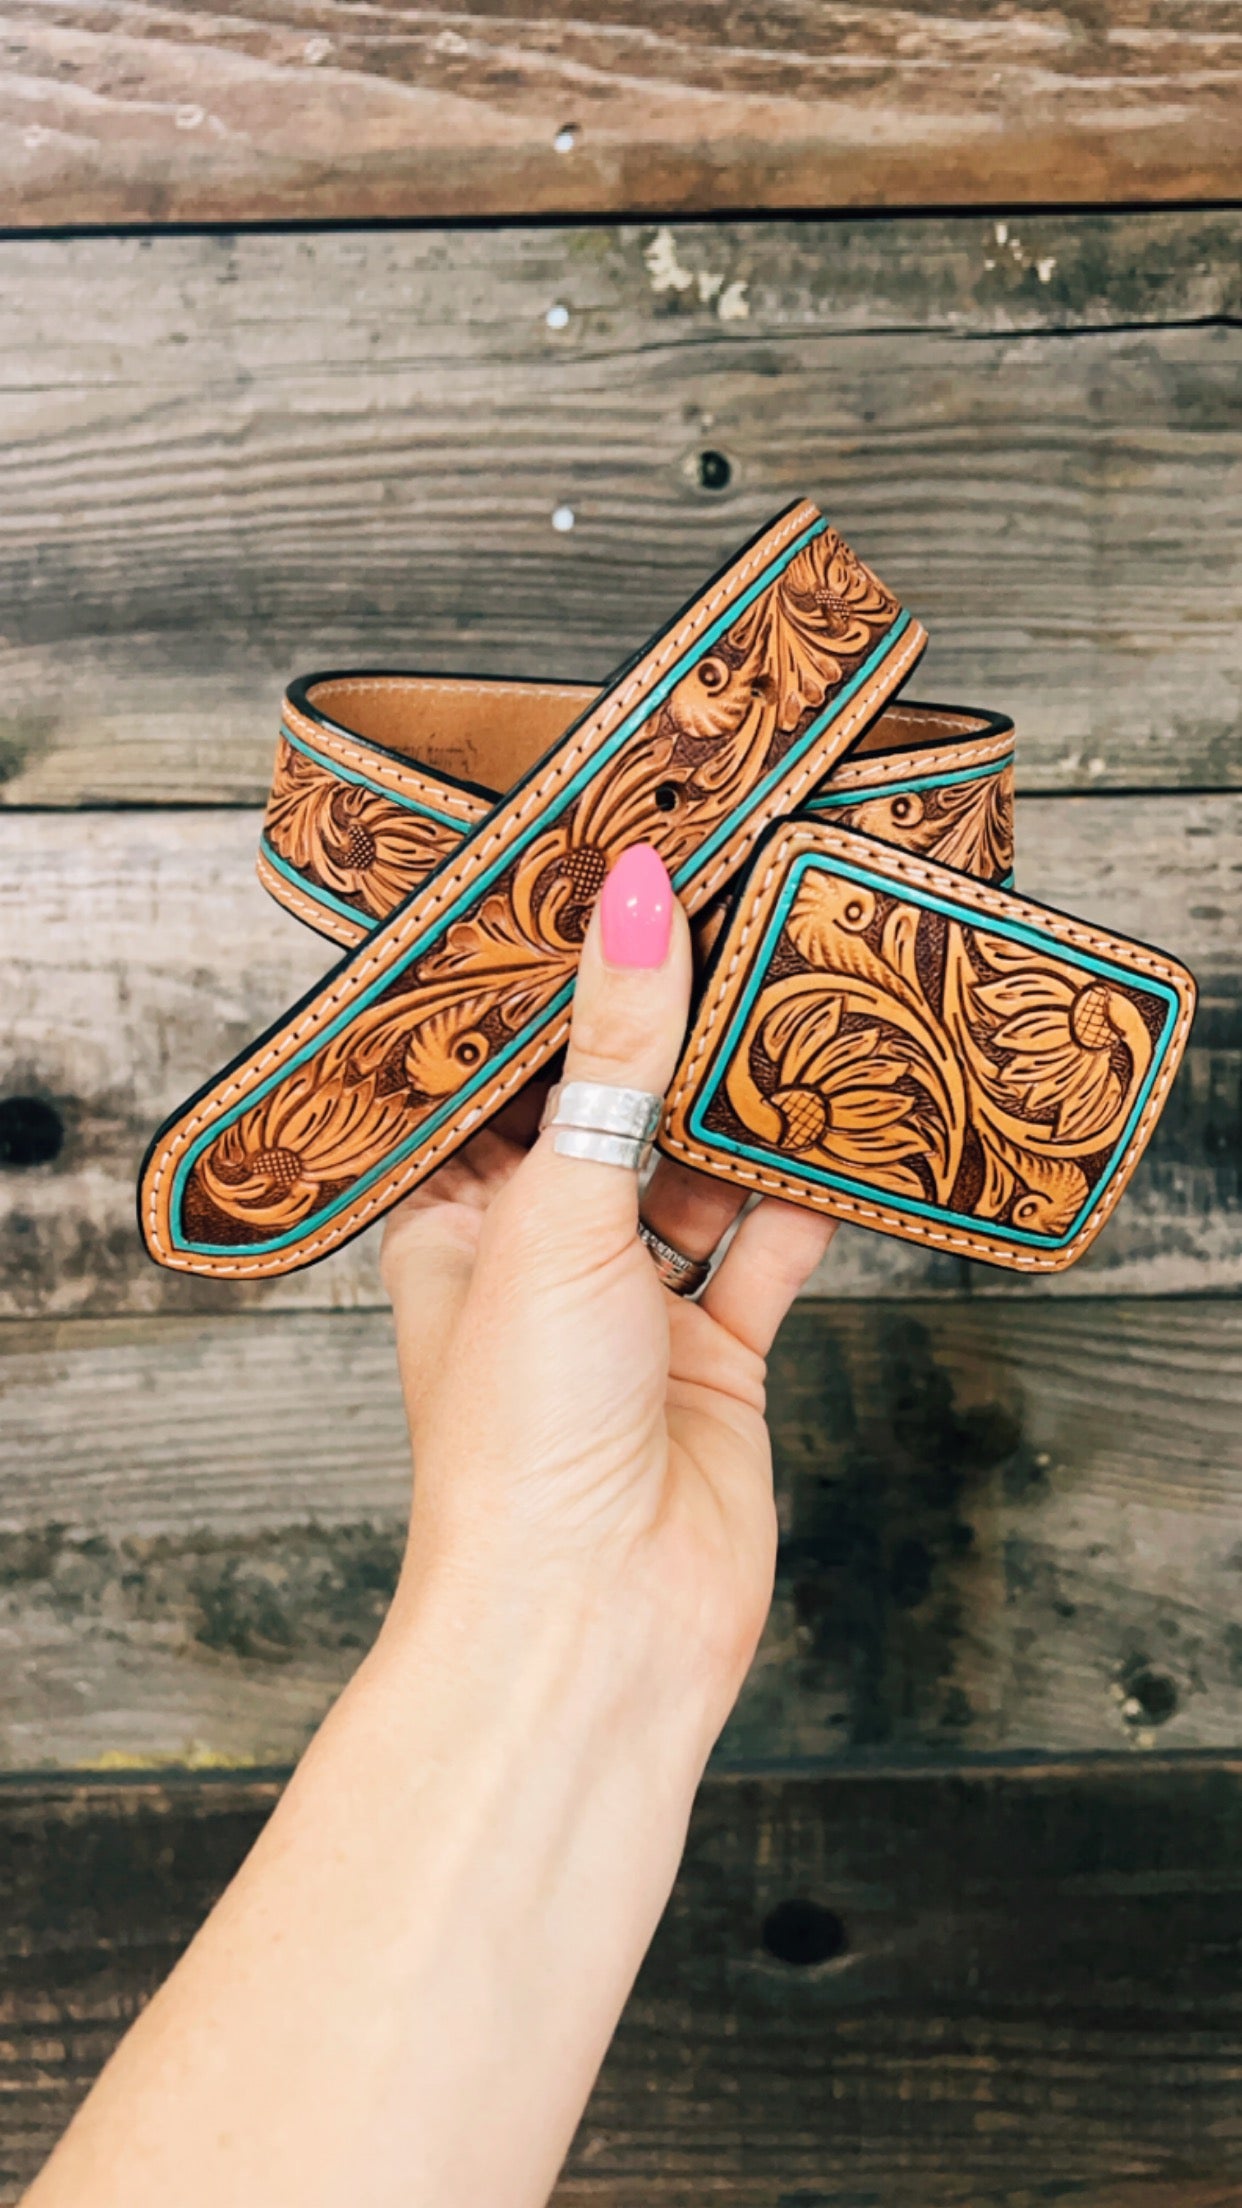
[720, 866, 1157, 1241]
[829, 762, 1013, 883]
[186, 528, 902, 1243]
[266, 737, 464, 920]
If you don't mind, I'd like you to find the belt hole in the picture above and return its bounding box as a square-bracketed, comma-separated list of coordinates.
[654, 782, 679, 812]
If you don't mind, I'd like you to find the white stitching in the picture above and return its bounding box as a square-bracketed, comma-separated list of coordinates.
[147, 1014, 575, 1275]
[255, 850, 368, 949]
[281, 706, 493, 820]
[145, 539, 1191, 1280]
[271, 702, 1006, 938]
[827, 732, 1012, 791]
[286, 712, 1010, 820]
[687, 624, 926, 906]
[268, 695, 1004, 946]
[660, 818, 1196, 1271]
[145, 504, 819, 1263]
[310, 678, 591, 702]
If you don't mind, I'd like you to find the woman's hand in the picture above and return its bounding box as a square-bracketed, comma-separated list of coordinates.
[382, 842, 835, 1757]
[26, 844, 834, 2208]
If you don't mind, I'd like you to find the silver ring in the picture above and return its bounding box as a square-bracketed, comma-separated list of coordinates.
[637, 1219, 713, 1298]
[540, 1080, 663, 1173]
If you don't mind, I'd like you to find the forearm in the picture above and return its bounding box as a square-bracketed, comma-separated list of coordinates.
[27, 845, 820, 2208]
[26, 1563, 711, 2208]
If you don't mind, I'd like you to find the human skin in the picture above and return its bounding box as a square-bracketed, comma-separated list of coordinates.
[25, 844, 835, 2208]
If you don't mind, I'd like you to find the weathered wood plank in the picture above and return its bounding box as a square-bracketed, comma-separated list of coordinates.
[2, 0, 1240, 228]
[3, 1762, 1241, 2202]
[1, 1300, 1239, 1773]
[1, 795, 1233, 1317]
[0, 1310, 411, 1770]
[0, 216, 1238, 806]
[764, 1297, 1242, 1762]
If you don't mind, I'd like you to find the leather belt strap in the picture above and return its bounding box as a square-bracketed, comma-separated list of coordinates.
[257, 686, 1017, 951]
[139, 500, 1195, 1279]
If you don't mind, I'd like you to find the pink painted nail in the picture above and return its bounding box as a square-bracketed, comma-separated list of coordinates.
[599, 843, 673, 969]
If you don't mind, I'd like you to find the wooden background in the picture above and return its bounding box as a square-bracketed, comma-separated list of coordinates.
[1, 4, 1240, 2197]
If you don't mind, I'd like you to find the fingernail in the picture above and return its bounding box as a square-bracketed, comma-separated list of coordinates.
[599, 843, 673, 969]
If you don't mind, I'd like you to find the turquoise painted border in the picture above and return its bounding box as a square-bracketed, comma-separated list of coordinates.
[173, 518, 914, 1257]
[686, 851, 1178, 1252]
[279, 724, 470, 829]
[259, 837, 383, 934]
[808, 761, 1014, 886]
[805, 758, 1005, 807]
[274, 712, 1003, 961]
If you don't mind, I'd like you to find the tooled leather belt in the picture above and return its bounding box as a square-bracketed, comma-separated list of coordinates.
[138, 501, 1196, 1280]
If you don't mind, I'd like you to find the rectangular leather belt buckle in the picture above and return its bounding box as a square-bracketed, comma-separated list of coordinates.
[660, 819, 1196, 1273]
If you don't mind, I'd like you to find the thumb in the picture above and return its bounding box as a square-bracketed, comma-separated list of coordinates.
[503, 842, 692, 1273]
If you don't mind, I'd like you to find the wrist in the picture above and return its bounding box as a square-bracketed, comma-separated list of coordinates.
[367, 1538, 719, 1805]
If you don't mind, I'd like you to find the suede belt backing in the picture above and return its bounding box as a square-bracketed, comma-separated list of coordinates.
[138, 501, 1196, 1279]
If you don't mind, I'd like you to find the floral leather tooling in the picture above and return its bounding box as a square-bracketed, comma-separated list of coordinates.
[138, 501, 1195, 1278]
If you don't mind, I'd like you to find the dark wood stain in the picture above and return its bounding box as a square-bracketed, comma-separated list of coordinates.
[0, 1521, 402, 1665]
[2, 1298, 1239, 1770]
[776, 1312, 1017, 1750]
[3, 1763, 1242, 2202]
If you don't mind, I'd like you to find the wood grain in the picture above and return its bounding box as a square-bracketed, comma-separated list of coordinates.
[3, 1762, 1242, 2202]
[2, 795, 1233, 1317]
[0, 216, 1238, 807]
[2, 0, 1240, 228]
[1, 1299, 1238, 1773]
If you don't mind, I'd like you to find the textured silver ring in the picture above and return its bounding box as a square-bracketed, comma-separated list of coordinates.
[637, 1219, 713, 1298]
[540, 1079, 663, 1173]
